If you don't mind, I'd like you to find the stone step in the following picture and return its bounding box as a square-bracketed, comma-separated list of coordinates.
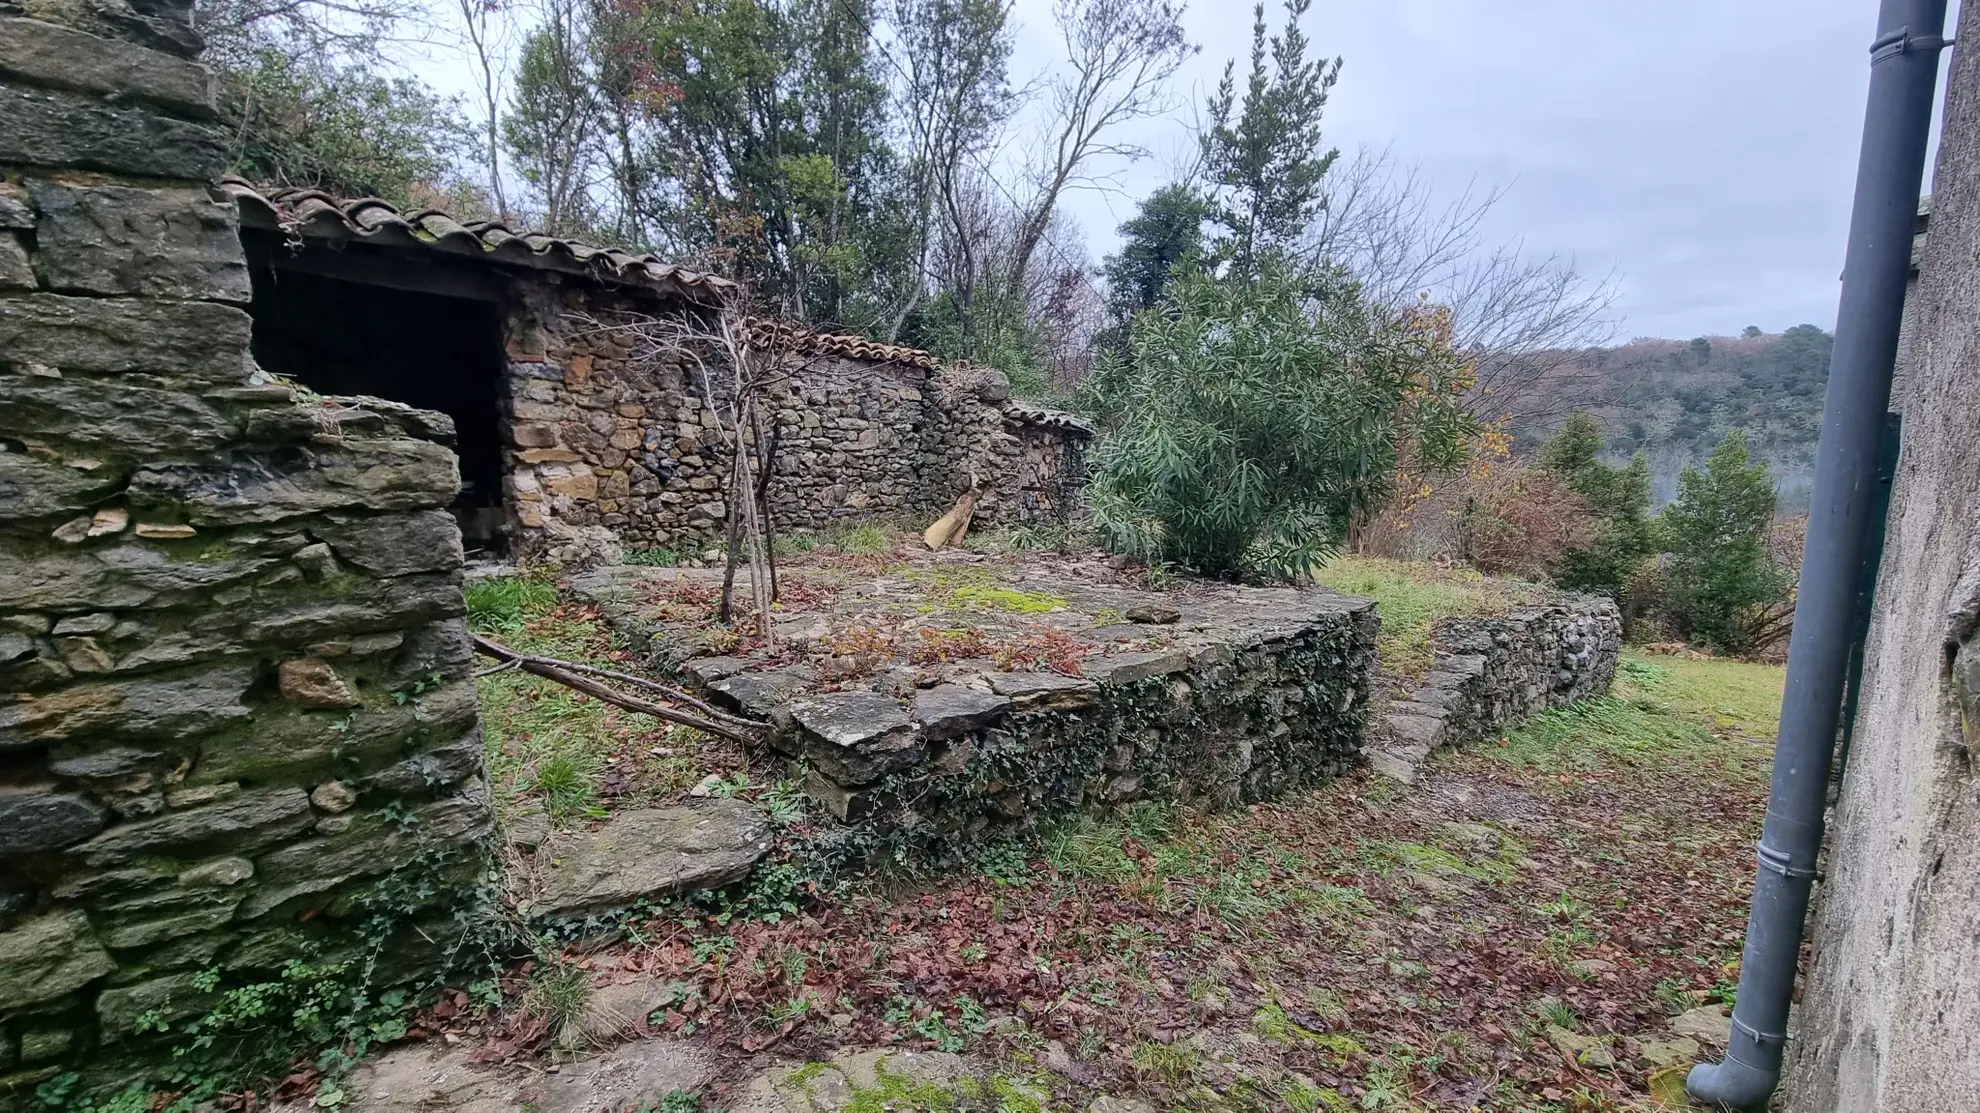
[529, 799, 772, 921]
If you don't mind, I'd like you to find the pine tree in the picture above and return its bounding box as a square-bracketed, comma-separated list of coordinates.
[1538, 412, 1656, 599]
[1198, 0, 1340, 278]
[1660, 431, 1791, 654]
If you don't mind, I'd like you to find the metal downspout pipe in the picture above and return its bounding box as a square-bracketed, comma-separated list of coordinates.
[1685, 1, 1950, 1108]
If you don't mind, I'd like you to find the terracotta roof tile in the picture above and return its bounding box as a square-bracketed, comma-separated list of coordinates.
[219, 178, 736, 303]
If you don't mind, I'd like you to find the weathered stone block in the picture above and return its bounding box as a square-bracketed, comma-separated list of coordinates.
[0, 663, 254, 751]
[988, 671, 1102, 711]
[72, 787, 314, 866]
[0, 293, 250, 382]
[29, 181, 248, 301]
[532, 801, 771, 919]
[0, 16, 214, 115]
[0, 84, 225, 178]
[276, 656, 359, 709]
[312, 509, 464, 577]
[0, 232, 31, 288]
[912, 684, 1013, 742]
[0, 910, 114, 1008]
[791, 691, 924, 784]
[0, 371, 241, 456]
[229, 572, 467, 645]
[96, 971, 217, 1037]
[130, 438, 460, 525]
[0, 533, 283, 613]
[0, 450, 127, 521]
[0, 783, 108, 855]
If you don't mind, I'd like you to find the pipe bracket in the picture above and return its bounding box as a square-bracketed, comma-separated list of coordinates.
[1757, 843, 1818, 879]
[1732, 1014, 1790, 1048]
[1871, 27, 1953, 62]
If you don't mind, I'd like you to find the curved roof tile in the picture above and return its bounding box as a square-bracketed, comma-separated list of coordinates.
[219, 178, 736, 303]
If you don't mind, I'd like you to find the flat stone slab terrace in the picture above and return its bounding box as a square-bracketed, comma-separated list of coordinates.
[568, 545, 1378, 862]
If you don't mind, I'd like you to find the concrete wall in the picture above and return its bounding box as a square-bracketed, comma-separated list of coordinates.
[1781, 4, 1980, 1107]
[0, 9, 491, 1098]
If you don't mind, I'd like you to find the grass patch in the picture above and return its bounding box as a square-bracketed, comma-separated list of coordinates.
[466, 577, 557, 634]
[622, 546, 683, 566]
[473, 578, 707, 829]
[1487, 652, 1782, 778]
[822, 523, 893, 555]
[1311, 555, 1540, 683]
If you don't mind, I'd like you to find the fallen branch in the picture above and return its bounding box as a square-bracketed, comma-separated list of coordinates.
[469, 633, 765, 744]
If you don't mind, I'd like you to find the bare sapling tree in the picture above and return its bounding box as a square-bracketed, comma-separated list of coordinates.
[574, 299, 794, 646]
[457, 0, 513, 220]
[1302, 146, 1622, 430]
[1006, 0, 1194, 292]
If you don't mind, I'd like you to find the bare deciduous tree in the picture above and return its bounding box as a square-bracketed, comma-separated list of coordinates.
[1303, 146, 1622, 431]
[456, 0, 514, 220]
[1006, 0, 1193, 293]
[573, 299, 794, 644]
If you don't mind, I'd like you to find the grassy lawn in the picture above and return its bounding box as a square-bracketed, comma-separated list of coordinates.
[1312, 556, 1548, 686]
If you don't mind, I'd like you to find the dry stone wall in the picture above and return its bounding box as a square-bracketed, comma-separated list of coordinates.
[658, 588, 1380, 867]
[1366, 596, 1623, 783]
[0, 8, 491, 1101]
[501, 285, 1088, 564]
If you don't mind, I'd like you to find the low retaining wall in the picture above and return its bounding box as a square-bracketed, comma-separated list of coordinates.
[1365, 596, 1623, 783]
[768, 600, 1376, 861]
[570, 563, 1379, 869]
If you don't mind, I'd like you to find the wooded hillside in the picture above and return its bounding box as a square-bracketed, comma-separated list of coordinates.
[1514, 324, 1832, 506]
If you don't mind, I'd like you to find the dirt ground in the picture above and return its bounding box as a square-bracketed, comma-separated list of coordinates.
[444, 537, 1780, 1113]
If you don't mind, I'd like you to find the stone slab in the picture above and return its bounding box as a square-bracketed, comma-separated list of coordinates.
[0, 910, 114, 1008]
[534, 800, 772, 919]
[0, 16, 215, 116]
[29, 181, 248, 300]
[0, 84, 225, 179]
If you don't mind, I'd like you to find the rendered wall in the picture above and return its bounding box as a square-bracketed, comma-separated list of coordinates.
[0, 8, 491, 1099]
[1781, 3, 1980, 1106]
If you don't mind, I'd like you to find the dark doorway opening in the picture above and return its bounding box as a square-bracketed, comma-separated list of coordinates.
[243, 251, 511, 555]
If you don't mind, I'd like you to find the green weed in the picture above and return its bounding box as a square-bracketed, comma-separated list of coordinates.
[622, 546, 683, 566]
[465, 577, 557, 634]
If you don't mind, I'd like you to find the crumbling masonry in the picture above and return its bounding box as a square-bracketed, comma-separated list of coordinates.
[1, 7, 492, 1094]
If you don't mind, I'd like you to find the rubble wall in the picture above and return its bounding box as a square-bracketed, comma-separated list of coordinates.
[1366, 597, 1624, 782]
[682, 591, 1380, 865]
[500, 285, 1088, 563]
[0, 9, 491, 1099]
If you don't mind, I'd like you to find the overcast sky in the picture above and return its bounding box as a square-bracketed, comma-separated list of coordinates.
[997, 0, 1953, 341]
[421, 0, 1953, 342]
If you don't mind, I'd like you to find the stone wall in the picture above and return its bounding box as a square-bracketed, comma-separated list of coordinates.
[0, 9, 491, 1100]
[685, 590, 1378, 863]
[1781, 1, 1980, 1103]
[501, 284, 1089, 563]
[1365, 597, 1623, 783]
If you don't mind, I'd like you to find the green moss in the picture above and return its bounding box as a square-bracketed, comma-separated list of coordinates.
[948, 583, 1065, 613]
[833, 1060, 978, 1113]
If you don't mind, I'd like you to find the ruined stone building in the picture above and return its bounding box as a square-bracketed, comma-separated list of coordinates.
[0, 1, 1088, 1092]
[219, 181, 1091, 564]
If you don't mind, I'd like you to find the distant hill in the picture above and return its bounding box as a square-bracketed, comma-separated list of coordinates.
[1510, 325, 1832, 508]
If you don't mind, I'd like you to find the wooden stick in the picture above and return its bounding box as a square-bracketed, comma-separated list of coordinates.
[469, 634, 764, 743]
